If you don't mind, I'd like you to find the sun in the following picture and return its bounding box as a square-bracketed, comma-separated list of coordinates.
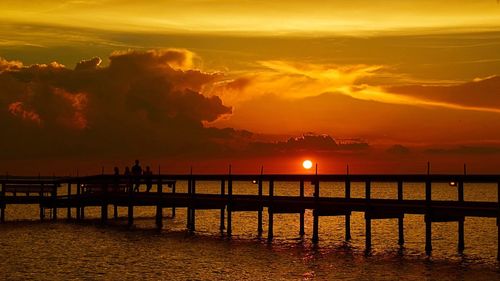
[302, 160, 313, 170]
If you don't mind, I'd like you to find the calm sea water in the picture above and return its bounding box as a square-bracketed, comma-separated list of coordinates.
[1, 181, 500, 280]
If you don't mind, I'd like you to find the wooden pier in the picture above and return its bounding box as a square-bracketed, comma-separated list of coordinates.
[1, 174, 500, 259]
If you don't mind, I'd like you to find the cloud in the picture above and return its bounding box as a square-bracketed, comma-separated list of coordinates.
[425, 145, 500, 155]
[386, 144, 410, 155]
[0, 49, 233, 159]
[206, 60, 384, 105]
[387, 76, 500, 113]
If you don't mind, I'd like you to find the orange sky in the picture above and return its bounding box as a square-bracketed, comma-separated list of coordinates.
[1, 1, 500, 174]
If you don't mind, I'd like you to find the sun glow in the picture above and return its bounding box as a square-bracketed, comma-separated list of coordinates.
[302, 160, 313, 170]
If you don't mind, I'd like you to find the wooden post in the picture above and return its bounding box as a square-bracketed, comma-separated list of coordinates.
[299, 179, 305, 236]
[398, 181, 404, 246]
[312, 171, 320, 244]
[40, 182, 45, 221]
[345, 178, 351, 241]
[497, 181, 500, 261]
[127, 181, 134, 227]
[267, 179, 274, 242]
[258, 178, 263, 236]
[0, 181, 5, 223]
[76, 179, 81, 221]
[365, 181, 372, 251]
[190, 179, 196, 232]
[171, 182, 176, 217]
[52, 184, 57, 220]
[101, 182, 108, 224]
[113, 205, 118, 220]
[220, 180, 225, 233]
[186, 178, 192, 230]
[156, 178, 163, 229]
[425, 179, 432, 255]
[67, 182, 71, 220]
[458, 180, 465, 252]
[227, 175, 233, 237]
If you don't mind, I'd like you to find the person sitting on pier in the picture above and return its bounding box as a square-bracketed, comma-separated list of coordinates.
[144, 166, 153, 192]
[132, 160, 142, 192]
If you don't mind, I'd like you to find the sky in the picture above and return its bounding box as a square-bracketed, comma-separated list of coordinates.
[1, 0, 500, 174]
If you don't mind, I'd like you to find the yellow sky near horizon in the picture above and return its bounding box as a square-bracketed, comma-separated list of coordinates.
[1, 0, 500, 35]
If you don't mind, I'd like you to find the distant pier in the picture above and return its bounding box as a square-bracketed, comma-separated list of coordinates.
[1, 174, 499, 259]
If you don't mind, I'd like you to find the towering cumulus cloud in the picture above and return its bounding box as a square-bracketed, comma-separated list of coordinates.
[0, 49, 232, 159]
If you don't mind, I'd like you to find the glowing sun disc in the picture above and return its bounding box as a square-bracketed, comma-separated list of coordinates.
[303, 160, 313, 169]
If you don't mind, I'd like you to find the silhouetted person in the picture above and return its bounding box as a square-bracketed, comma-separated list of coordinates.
[113, 166, 120, 192]
[132, 160, 142, 192]
[124, 166, 132, 192]
[144, 166, 153, 192]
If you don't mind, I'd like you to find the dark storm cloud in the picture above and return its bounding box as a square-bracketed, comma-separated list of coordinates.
[0, 49, 233, 159]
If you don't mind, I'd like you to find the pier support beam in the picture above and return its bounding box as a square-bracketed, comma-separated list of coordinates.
[188, 179, 196, 232]
[365, 181, 372, 251]
[299, 180, 305, 236]
[258, 179, 263, 236]
[220, 180, 225, 233]
[458, 181, 465, 252]
[67, 183, 71, 220]
[497, 181, 500, 261]
[170, 182, 176, 218]
[156, 180, 163, 229]
[398, 181, 404, 246]
[268, 180, 274, 242]
[113, 205, 118, 220]
[425, 180, 432, 255]
[76, 181, 81, 221]
[101, 184, 108, 224]
[127, 205, 134, 227]
[345, 179, 351, 241]
[227, 178, 233, 237]
[40, 207, 45, 221]
[312, 178, 320, 244]
[425, 216, 432, 255]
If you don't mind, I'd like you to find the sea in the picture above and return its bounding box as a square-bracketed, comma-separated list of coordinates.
[1, 181, 499, 280]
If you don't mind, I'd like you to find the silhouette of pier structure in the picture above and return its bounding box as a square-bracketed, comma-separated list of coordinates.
[1, 173, 499, 259]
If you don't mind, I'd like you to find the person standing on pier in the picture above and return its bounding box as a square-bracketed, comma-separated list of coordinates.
[113, 167, 120, 192]
[124, 166, 132, 192]
[132, 160, 142, 192]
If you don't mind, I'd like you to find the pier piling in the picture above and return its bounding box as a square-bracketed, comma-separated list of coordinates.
[100, 183, 108, 224]
[220, 180, 225, 233]
[67, 183, 71, 220]
[268, 180, 274, 242]
[156, 179, 163, 229]
[458, 180, 465, 252]
[425, 180, 432, 255]
[365, 181, 372, 251]
[398, 181, 404, 246]
[227, 176, 233, 237]
[299, 179, 305, 236]
[312, 178, 320, 243]
[258, 179, 263, 236]
[345, 178, 351, 241]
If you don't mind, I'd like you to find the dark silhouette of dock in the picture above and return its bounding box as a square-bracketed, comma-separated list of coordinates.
[1, 173, 499, 259]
